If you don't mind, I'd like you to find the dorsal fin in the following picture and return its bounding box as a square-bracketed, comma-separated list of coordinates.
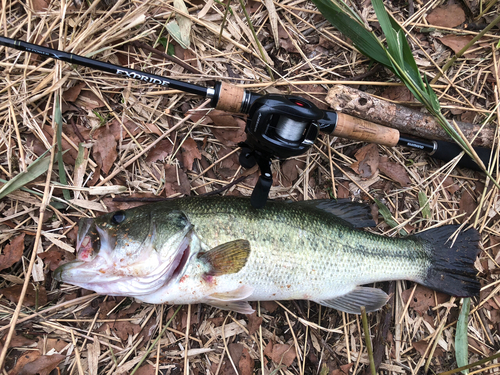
[291, 199, 376, 228]
[199, 239, 250, 276]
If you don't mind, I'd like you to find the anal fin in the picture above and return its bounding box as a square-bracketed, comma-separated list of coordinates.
[314, 287, 389, 314]
[199, 239, 250, 276]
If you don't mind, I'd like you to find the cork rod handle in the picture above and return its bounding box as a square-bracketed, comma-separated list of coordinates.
[214, 82, 246, 113]
[332, 113, 400, 147]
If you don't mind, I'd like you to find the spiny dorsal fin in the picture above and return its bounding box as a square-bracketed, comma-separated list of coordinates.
[314, 286, 389, 314]
[292, 199, 376, 228]
[199, 239, 250, 276]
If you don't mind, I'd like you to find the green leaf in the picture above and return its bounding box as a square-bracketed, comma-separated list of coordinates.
[456, 298, 470, 374]
[417, 190, 431, 219]
[371, 0, 400, 62]
[158, 37, 168, 48]
[0, 147, 53, 200]
[167, 43, 175, 56]
[374, 198, 407, 235]
[310, 0, 392, 67]
[166, 0, 192, 49]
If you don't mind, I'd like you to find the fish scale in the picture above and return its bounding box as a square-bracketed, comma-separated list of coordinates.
[55, 196, 480, 314]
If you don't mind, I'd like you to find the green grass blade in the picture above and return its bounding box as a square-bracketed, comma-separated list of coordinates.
[371, 0, 401, 63]
[0, 147, 53, 200]
[311, 0, 391, 67]
[455, 298, 470, 374]
[418, 190, 431, 219]
[374, 198, 407, 235]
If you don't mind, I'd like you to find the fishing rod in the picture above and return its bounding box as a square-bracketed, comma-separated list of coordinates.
[0, 36, 493, 207]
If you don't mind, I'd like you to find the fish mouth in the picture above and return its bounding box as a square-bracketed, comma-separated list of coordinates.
[53, 229, 195, 297]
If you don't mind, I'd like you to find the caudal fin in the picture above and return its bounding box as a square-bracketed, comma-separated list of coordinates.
[416, 225, 480, 297]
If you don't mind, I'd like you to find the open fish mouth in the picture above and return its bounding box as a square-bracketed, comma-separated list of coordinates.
[53, 226, 196, 297]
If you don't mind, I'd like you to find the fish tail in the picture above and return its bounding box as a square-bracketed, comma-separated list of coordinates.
[416, 225, 480, 297]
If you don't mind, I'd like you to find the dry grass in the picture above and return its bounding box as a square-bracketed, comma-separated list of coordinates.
[0, 0, 500, 374]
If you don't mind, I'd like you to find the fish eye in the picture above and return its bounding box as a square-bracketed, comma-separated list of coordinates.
[111, 211, 126, 224]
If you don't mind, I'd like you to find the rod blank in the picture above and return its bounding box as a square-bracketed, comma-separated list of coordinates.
[0, 36, 210, 97]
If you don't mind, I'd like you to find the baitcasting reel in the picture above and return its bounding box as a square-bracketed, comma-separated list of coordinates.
[239, 95, 338, 208]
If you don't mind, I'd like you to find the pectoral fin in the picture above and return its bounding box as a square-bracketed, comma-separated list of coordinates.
[207, 285, 254, 314]
[314, 287, 389, 314]
[199, 239, 250, 276]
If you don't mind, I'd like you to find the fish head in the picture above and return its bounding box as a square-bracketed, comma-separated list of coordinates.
[54, 206, 197, 296]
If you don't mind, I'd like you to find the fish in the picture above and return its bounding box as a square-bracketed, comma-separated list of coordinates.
[54, 197, 480, 314]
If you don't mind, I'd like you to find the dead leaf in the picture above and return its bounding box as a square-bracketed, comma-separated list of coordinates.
[459, 189, 477, 222]
[99, 321, 141, 341]
[63, 82, 86, 102]
[93, 125, 118, 174]
[281, 159, 305, 187]
[412, 340, 444, 357]
[208, 111, 247, 147]
[401, 285, 449, 316]
[246, 311, 263, 335]
[228, 343, 243, 365]
[297, 84, 329, 110]
[75, 89, 106, 110]
[379, 156, 412, 187]
[491, 235, 500, 263]
[39, 248, 76, 271]
[1, 284, 48, 307]
[0, 333, 37, 353]
[134, 364, 156, 375]
[164, 164, 191, 197]
[32, 0, 49, 11]
[261, 301, 279, 313]
[145, 139, 174, 165]
[247, 0, 261, 12]
[180, 137, 201, 170]
[239, 347, 254, 375]
[427, 4, 465, 28]
[330, 363, 353, 375]
[184, 108, 212, 125]
[381, 86, 414, 102]
[143, 123, 163, 136]
[94, 118, 140, 142]
[438, 175, 459, 195]
[460, 111, 476, 123]
[439, 35, 475, 55]
[350, 144, 379, 179]
[218, 147, 240, 171]
[0, 233, 25, 272]
[38, 338, 69, 354]
[18, 353, 66, 375]
[42, 125, 79, 165]
[271, 343, 296, 367]
[337, 181, 350, 199]
[8, 350, 41, 375]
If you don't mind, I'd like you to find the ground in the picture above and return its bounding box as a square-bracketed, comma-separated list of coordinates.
[0, 0, 500, 374]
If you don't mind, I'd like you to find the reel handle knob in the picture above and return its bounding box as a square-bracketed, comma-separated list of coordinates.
[239, 148, 257, 169]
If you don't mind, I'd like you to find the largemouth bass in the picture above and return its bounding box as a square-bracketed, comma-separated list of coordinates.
[54, 197, 480, 314]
